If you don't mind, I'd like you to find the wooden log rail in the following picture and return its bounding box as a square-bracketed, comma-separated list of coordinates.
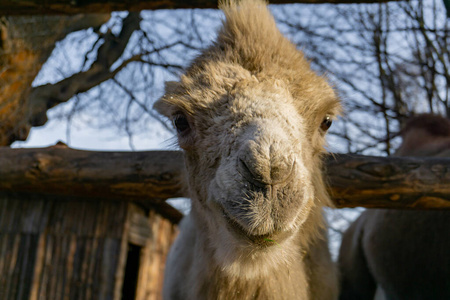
[1, 146, 450, 209]
[1, 0, 406, 15]
[325, 154, 450, 209]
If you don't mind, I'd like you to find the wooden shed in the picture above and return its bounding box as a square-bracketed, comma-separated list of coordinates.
[0, 147, 182, 300]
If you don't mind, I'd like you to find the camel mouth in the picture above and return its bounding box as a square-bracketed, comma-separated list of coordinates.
[221, 207, 292, 246]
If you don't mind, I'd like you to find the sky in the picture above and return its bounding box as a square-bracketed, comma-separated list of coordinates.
[11, 6, 351, 153]
[12, 113, 172, 151]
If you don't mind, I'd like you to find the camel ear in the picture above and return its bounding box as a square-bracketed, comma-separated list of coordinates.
[164, 81, 182, 93]
[153, 81, 182, 117]
[153, 98, 173, 118]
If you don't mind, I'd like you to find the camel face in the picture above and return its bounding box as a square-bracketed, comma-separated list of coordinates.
[206, 79, 316, 243]
[157, 68, 336, 247]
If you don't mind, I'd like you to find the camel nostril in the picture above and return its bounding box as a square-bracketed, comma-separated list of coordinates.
[270, 159, 295, 185]
[238, 157, 266, 186]
[238, 156, 296, 186]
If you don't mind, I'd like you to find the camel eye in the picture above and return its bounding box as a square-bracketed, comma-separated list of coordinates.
[320, 115, 332, 132]
[174, 113, 190, 134]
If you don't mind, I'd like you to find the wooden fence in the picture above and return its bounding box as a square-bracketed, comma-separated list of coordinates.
[1, 146, 449, 210]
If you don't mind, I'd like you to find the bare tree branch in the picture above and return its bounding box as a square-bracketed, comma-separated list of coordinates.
[1, 0, 409, 15]
[26, 12, 141, 128]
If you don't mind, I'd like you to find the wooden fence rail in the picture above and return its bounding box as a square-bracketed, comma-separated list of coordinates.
[1, 145, 449, 209]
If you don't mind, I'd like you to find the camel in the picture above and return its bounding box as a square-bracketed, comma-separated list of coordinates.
[153, 0, 341, 299]
[338, 114, 450, 300]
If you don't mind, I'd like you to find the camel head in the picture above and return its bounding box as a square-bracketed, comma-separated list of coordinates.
[154, 0, 341, 250]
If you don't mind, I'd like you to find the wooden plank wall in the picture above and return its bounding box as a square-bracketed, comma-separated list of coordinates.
[135, 210, 178, 300]
[0, 193, 128, 300]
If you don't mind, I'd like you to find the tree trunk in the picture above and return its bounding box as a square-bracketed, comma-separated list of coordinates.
[0, 14, 109, 146]
[1, 146, 449, 209]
